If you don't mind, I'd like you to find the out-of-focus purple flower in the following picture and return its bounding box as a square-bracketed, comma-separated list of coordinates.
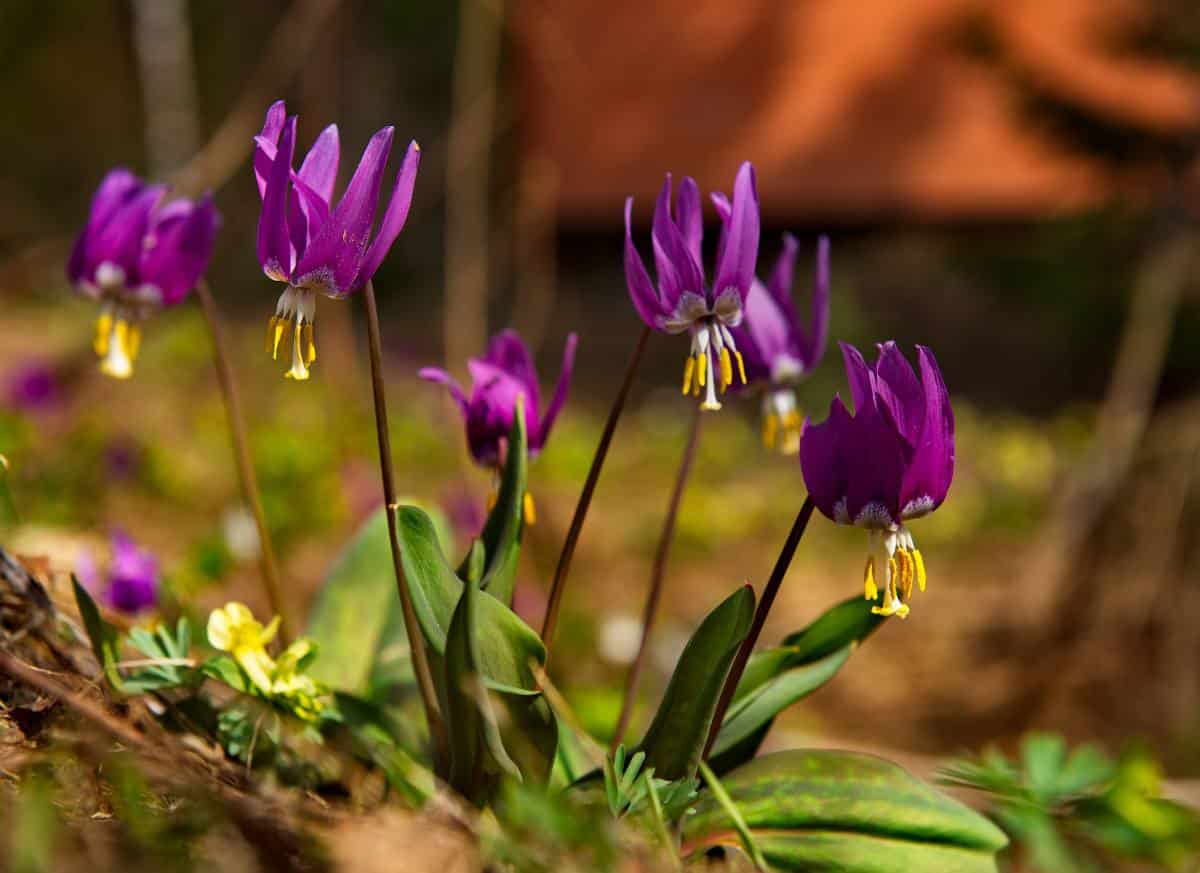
[67, 169, 219, 379]
[441, 485, 487, 542]
[254, 100, 420, 381]
[729, 235, 830, 455]
[76, 532, 160, 615]
[420, 330, 577, 468]
[104, 436, 143, 481]
[6, 362, 60, 412]
[624, 162, 760, 411]
[800, 342, 954, 618]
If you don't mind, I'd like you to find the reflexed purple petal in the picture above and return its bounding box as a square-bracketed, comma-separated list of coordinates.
[712, 162, 760, 305]
[624, 198, 664, 327]
[105, 531, 159, 614]
[68, 169, 144, 286]
[650, 175, 684, 308]
[139, 195, 220, 305]
[765, 234, 800, 322]
[872, 341, 924, 445]
[88, 184, 165, 288]
[253, 101, 287, 197]
[294, 126, 394, 295]
[286, 175, 329, 263]
[710, 191, 731, 223]
[465, 376, 521, 467]
[843, 403, 907, 525]
[840, 342, 875, 415]
[536, 332, 577, 451]
[257, 115, 296, 281]
[806, 235, 830, 369]
[358, 140, 420, 285]
[468, 360, 535, 441]
[799, 396, 853, 521]
[654, 176, 705, 303]
[419, 367, 469, 415]
[676, 177, 703, 269]
[739, 279, 792, 379]
[900, 346, 955, 516]
[297, 124, 340, 206]
[479, 329, 541, 417]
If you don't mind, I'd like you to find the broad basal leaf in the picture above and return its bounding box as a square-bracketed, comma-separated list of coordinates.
[634, 585, 755, 781]
[72, 576, 124, 692]
[683, 749, 1008, 872]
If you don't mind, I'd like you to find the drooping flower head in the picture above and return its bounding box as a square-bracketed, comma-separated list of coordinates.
[76, 531, 160, 615]
[730, 234, 830, 454]
[800, 342, 954, 618]
[624, 163, 760, 411]
[254, 100, 420, 381]
[420, 330, 578, 523]
[67, 170, 219, 379]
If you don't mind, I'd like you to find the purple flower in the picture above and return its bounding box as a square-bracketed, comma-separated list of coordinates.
[624, 163, 760, 411]
[254, 100, 420, 381]
[6, 362, 60, 412]
[729, 235, 830, 455]
[799, 342, 954, 618]
[67, 169, 219, 379]
[76, 532, 160, 615]
[420, 330, 577, 523]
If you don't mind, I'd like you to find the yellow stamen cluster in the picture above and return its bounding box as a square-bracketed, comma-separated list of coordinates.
[763, 408, 803, 454]
[266, 316, 316, 381]
[93, 312, 141, 380]
[680, 348, 747, 398]
[485, 489, 538, 526]
[863, 545, 927, 619]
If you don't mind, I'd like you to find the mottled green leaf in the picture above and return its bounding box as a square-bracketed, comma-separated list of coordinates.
[634, 585, 755, 781]
[684, 750, 1008, 872]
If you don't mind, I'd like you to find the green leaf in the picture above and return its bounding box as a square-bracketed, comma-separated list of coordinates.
[395, 503, 557, 786]
[305, 503, 452, 693]
[72, 576, 124, 692]
[443, 575, 518, 802]
[634, 585, 755, 781]
[684, 750, 1008, 872]
[709, 646, 852, 775]
[709, 597, 886, 775]
[457, 403, 527, 606]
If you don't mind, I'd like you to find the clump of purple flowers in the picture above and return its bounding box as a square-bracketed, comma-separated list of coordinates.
[800, 342, 954, 617]
[254, 100, 420, 380]
[624, 163, 760, 411]
[67, 170, 219, 379]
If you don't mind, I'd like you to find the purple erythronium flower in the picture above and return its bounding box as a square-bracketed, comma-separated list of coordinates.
[67, 170, 219, 379]
[799, 342, 954, 618]
[76, 532, 160, 615]
[6, 362, 60, 412]
[420, 330, 578, 523]
[254, 100, 420, 381]
[729, 234, 830, 455]
[624, 162, 760, 411]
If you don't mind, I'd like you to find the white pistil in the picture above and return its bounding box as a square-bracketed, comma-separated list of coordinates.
[268, 287, 317, 381]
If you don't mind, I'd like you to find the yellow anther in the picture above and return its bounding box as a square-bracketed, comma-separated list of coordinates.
[271, 319, 286, 360]
[94, 313, 112, 356]
[697, 353, 707, 388]
[913, 548, 927, 592]
[719, 347, 733, 391]
[127, 324, 141, 362]
[523, 492, 537, 526]
[303, 322, 316, 365]
[486, 490, 498, 513]
[266, 317, 277, 354]
[887, 556, 898, 595]
[896, 550, 913, 601]
[863, 557, 878, 601]
[682, 356, 696, 395]
[733, 349, 747, 384]
[763, 413, 778, 449]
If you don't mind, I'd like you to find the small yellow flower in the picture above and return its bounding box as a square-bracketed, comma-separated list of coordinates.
[207, 602, 280, 693]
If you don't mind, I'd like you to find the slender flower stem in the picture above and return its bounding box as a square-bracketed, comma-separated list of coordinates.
[195, 281, 291, 643]
[611, 405, 702, 749]
[361, 281, 447, 760]
[703, 496, 815, 761]
[541, 325, 650, 652]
